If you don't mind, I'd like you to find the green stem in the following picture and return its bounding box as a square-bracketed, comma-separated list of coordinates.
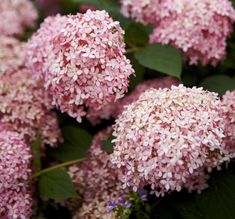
[125, 47, 142, 54]
[32, 158, 86, 178]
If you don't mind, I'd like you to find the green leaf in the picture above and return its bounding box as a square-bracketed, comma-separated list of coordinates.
[31, 134, 41, 172]
[200, 75, 235, 96]
[176, 170, 235, 219]
[38, 168, 77, 201]
[135, 44, 182, 78]
[101, 140, 113, 154]
[49, 126, 92, 162]
[125, 23, 149, 46]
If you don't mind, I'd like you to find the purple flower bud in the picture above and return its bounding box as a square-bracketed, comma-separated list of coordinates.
[141, 194, 147, 201]
[119, 196, 126, 204]
[125, 202, 132, 209]
[138, 189, 148, 201]
[107, 200, 118, 212]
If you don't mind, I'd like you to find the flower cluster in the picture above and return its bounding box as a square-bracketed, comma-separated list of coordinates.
[0, 36, 26, 74]
[115, 76, 180, 117]
[0, 0, 38, 36]
[121, 0, 235, 65]
[0, 125, 33, 219]
[121, 0, 160, 24]
[221, 90, 235, 156]
[26, 10, 134, 122]
[111, 85, 229, 196]
[87, 76, 180, 125]
[67, 128, 129, 218]
[0, 68, 61, 147]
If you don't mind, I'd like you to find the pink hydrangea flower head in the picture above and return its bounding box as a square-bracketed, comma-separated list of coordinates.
[221, 89, 235, 156]
[26, 14, 66, 78]
[115, 76, 180, 116]
[0, 0, 38, 36]
[87, 76, 180, 125]
[67, 127, 129, 218]
[26, 10, 134, 122]
[0, 184, 33, 219]
[121, 0, 235, 65]
[149, 0, 235, 65]
[120, 0, 160, 24]
[0, 36, 26, 74]
[0, 124, 32, 187]
[0, 125, 33, 218]
[0, 68, 62, 147]
[111, 85, 229, 196]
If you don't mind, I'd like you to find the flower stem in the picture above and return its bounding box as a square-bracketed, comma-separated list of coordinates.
[125, 47, 142, 54]
[32, 158, 86, 178]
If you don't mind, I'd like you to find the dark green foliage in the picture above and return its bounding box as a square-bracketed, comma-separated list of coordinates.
[38, 168, 77, 200]
[49, 126, 92, 162]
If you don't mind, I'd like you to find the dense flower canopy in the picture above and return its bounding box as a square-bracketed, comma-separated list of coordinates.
[0, 125, 33, 219]
[221, 90, 235, 156]
[67, 127, 128, 218]
[26, 10, 134, 122]
[121, 0, 235, 65]
[0, 36, 26, 74]
[0, 0, 38, 36]
[87, 76, 180, 124]
[111, 85, 229, 196]
[0, 68, 61, 147]
[0, 0, 234, 217]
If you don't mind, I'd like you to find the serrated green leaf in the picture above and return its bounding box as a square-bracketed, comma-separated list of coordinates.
[49, 126, 92, 162]
[135, 44, 182, 78]
[39, 168, 77, 201]
[200, 75, 235, 96]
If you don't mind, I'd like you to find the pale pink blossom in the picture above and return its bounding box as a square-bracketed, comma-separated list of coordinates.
[0, 125, 33, 219]
[26, 10, 134, 122]
[121, 0, 235, 65]
[0, 0, 38, 36]
[87, 76, 180, 125]
[115, 76, 180, 116]
[121, 0, 160, 24]
[111, 85, 229, 196]
[0, 68, 61, 147]
[0, 36, 26, 74]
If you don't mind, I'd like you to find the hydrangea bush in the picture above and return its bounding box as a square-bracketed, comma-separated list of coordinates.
[0, 0, 235, 219]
